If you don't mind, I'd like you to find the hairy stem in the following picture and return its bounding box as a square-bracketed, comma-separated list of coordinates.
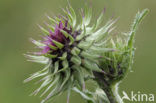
[93, 72, 123, 103]
[112, 83, 123, 103]
[103, 86, 117, 103]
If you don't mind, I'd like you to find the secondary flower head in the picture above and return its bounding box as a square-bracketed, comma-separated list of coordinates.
[24, 2, 148, 103]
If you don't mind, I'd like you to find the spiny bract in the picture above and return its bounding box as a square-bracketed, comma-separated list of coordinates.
[24, 2, 148, 103]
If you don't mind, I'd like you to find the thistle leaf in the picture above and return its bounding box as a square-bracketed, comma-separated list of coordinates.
[128, 9, 149, 48]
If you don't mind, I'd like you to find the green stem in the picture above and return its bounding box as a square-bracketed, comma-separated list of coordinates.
[111, 83, 123, 103]
[103, 86, 118, 103]
[93, 72, 123, 103]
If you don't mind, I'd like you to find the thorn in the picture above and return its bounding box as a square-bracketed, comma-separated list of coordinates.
[37, 24, 43, 29]
[111, 12, 117, 20]
[103, 7, 106, 13]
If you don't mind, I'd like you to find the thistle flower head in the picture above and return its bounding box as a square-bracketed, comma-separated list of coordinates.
[24, 2, 148, 103]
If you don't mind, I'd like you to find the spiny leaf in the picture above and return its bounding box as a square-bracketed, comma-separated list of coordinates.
[128, 9, 149, 48]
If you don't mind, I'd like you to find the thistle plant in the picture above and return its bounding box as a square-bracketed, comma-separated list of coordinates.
[24, 2, 148, 103]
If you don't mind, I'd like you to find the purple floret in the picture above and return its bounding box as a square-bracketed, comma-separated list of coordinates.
[37, 21, 72, 55]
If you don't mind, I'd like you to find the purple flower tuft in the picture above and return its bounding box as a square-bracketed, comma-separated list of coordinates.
[36, 21, 73, 55]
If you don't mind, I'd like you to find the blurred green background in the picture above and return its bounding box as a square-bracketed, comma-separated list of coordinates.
[0, 0, 155, 103]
